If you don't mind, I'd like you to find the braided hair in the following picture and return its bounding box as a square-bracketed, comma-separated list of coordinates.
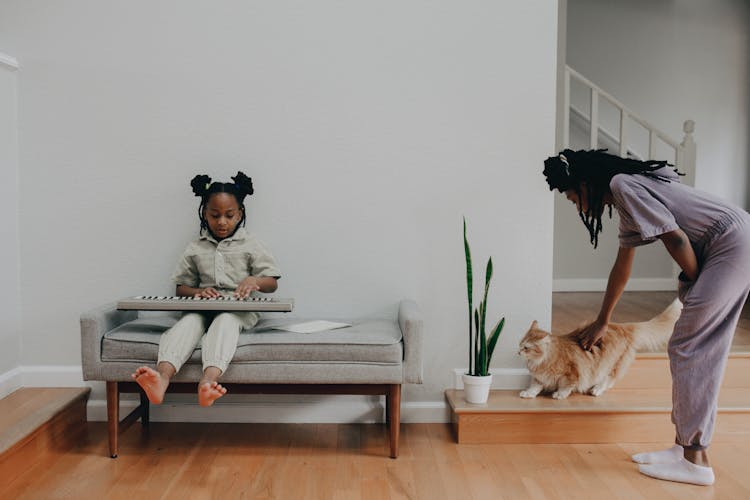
[543, 149, 681, 248]
[190, 171, 254, 235]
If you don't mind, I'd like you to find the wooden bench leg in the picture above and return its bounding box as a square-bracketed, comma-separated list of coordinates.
[388, 384, 401, 458]
[106, 381, 119, 458]
[385, 390, 391, 424]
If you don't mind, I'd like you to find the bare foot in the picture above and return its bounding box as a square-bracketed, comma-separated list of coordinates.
[198, 381, 227, 407]
[132, 366, 169, 404]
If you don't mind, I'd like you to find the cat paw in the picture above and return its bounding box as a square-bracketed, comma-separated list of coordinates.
[519, 390, 538, 399]
[590, 386, 606, 397]
[552, 391, 571, 400]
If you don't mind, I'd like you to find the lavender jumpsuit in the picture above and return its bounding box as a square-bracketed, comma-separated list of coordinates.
[610, 167, 750, 450]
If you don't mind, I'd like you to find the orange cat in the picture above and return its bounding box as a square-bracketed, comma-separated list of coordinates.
[518, 299, 682, 399]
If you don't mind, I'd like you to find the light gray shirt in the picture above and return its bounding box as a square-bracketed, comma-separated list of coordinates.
[171, 227, 281, 291]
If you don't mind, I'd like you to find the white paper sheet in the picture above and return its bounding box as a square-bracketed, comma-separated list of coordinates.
[271, 320, 352, 334]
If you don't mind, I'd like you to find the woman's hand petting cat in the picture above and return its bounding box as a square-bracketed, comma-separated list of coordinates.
[578, 319, 608, 351]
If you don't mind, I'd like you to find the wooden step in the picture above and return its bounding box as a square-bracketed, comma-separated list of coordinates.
[619, 352, 750, 390]
[446, 388, 750, 444]
[0, 388, 90, 483]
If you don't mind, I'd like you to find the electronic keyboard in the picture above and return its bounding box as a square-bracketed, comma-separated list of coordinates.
[117, 295, 294, 312]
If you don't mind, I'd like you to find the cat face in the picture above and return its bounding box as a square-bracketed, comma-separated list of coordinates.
[518, 320, 551, 361]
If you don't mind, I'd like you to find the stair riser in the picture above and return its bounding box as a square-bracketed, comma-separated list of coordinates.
[619, 357, 749, 390]
[453, 412, 750, 444]
[0, 395, 88, 484]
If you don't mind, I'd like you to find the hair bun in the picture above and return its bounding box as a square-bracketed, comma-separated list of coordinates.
[190, 174, 212, 197]
[231, 171, 254, 196]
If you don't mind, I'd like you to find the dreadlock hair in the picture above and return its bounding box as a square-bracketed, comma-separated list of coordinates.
[543, 148, 681, 248]
[190, 171, 254, 236]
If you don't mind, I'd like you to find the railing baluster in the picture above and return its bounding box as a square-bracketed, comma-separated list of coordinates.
[648, 130, 656, 160]
[589, 89, 599, 149]
[680, 120, 696, 187]
[564, 66, 695, 185]
[563, 69, 570, 149]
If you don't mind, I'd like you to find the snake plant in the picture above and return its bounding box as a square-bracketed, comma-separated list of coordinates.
[464, 217, 505, 377]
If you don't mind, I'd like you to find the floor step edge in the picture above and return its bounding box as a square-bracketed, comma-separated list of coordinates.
[0, 387, 91, 457]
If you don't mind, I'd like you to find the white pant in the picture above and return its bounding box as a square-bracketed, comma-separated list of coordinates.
[157, 311, 258, 373]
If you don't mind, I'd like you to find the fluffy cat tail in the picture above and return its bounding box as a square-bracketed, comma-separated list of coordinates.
[631, 298, 683, 351]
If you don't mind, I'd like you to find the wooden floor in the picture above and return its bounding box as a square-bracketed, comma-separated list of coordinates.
[1, 422, 749, 499]
[2, 293, 748, 498]
[552, 291, 750, 352]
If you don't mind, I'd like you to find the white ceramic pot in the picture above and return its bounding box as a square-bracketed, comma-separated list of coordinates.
[462, 373, 493, 404]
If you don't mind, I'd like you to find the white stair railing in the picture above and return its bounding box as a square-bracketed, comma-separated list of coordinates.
[0, 53, 19, 71]
[562, 66, 696, 186]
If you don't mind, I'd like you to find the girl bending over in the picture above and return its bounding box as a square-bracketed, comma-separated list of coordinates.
[544, 149, 750, 486]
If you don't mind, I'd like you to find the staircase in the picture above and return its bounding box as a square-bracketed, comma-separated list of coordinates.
[562, 65, 696, 187]
[447, 352, 750, 444]
[554, 67, 699, 293]
[0, 387, 90, 482]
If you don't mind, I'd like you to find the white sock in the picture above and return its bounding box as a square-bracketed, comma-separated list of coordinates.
[638, 457, 715, 486]
[631, 444, 683, 464]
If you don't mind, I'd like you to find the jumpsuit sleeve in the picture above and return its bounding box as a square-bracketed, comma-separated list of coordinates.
[610, 174, 679, 247]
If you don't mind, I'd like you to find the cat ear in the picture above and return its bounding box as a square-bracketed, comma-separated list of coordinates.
[530, 320, 538, 329]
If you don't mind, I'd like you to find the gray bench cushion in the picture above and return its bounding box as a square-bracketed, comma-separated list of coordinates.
[101, 316, 403, 364]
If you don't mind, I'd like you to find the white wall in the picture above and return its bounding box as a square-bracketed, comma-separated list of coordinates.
[0, 56, 21, 383]
[0, 0, 557, 406]
[554, 0, 750, 289]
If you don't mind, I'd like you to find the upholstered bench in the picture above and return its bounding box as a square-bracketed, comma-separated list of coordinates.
[80, 300, 423, 458]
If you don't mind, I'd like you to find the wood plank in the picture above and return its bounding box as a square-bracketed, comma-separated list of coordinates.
[1, 423, 749, 498]
[446, 388, 750, 414]
[0, 387, 90, 454]
[571, 444, 647, 500]
[358, 424, 390, 500]
[454, 412, 671, 444]
[0, 388, 89, 488]
[452, 411, 750, 445]
[515, 443, 582, 499]
[333, 424, 362, 500]
[447, 389, 750, 444]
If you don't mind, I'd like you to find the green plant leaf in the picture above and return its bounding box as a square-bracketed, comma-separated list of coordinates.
[473, 307, 480, 376]
[487, 317, 505, 366]
[463, 217, 473, 375]
[477, 258, 493, 376]
[484, 257, 493, 295]
[479, 302, 487, 376]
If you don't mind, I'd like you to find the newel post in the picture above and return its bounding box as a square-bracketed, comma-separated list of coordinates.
[678, 120, 697, 187]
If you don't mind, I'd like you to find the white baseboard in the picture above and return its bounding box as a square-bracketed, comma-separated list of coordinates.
[20, 365, 88, 387]
[0, 366, 22, 399]
[553, 278, 676, 292]
[0, 364, 97, 399]
[453, 368, 529, 390]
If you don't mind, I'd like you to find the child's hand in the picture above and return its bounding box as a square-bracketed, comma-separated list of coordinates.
[195, 287, 221, 299]
[234, 277, 261, 299]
